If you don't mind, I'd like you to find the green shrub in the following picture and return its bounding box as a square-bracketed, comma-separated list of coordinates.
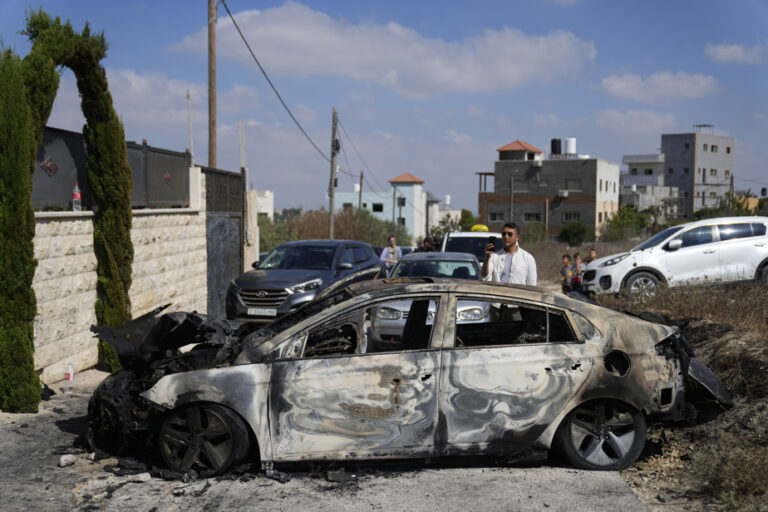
[601, 206, 649, 241]
[559, 221, 589, 246]
[0, 50, 41, 412]
[522, 222, 547, 243]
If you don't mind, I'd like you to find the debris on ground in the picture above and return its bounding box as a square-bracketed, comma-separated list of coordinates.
[58, 454, 76, 467]
[326, 468, 357, 483]
[265, 468, 292, 483]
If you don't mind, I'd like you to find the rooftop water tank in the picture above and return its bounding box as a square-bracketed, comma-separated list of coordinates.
[551, 138, 562, 155]
[565, 137, 577, 155]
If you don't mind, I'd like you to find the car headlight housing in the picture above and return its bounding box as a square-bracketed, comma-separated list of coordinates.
[457, 307, 485, 321]
[375, 307, 402, 320]
[599, 254, 630, 267]
[288, 278, 323, 294]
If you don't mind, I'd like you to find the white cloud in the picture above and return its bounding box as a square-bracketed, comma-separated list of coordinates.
[532, 113, 564, 128]
[290, 104, 318, 124]
[601, 72, 720, 104]
[705, 42, 764, 65]
[594, 110, 677, 134]
[170, 2, 596, 99]
[443, 130, 473, 144]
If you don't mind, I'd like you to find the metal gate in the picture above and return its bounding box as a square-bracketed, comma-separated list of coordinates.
[203, 167, 244, 318]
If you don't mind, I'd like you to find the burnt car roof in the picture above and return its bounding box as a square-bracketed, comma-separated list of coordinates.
[398, 252, 479, 261]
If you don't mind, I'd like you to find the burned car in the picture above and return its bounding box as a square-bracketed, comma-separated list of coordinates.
[89, 279, 731, 477]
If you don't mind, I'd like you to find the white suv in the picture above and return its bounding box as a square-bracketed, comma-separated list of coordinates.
[582, 216, 768, 298]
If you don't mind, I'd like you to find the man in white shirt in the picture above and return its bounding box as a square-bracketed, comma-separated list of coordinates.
[481, 222, 537, 286]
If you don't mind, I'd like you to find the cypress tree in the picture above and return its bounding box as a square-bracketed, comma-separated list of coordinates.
[24, 12, 133, 371]
[0, 49, 41, 412]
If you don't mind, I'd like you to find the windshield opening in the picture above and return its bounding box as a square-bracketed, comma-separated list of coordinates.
[444, 237, 500, 261]
[392, 260, 478, 279]
[258, 245, 336, 270]
[632, 226, 684, 251]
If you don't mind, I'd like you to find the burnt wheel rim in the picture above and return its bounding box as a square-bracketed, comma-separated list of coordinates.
[629, 276, 656, 300]
[159, 405, 234, 474]
[568, 403, 637, 467]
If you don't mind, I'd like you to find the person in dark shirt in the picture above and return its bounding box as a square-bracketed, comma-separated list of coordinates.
[414, 236, 435, 253]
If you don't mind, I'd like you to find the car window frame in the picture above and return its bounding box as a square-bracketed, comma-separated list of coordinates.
[441, 293, 583, 350]
[278, 292, 449, 362]
[716, 222, 755, 242]
[670, 225, 716, 249]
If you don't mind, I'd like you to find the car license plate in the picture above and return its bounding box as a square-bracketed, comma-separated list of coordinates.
[247, 307, 277, 317]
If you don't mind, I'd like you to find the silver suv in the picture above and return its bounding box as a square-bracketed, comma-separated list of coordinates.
[582, 216, 768, 298]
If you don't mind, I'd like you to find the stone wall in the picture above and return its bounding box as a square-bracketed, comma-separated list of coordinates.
[32, 169, 207, 383]
[33, 212, 99, 384]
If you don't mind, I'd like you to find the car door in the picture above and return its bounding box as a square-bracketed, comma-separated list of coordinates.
[716, 222, 766, 282]
[268, 296, 444, 461]
[663, 225, 722, 285]
[437, 295, 592, 454]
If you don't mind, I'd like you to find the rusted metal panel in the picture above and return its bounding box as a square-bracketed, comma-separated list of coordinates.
[203, 167, 242, 213]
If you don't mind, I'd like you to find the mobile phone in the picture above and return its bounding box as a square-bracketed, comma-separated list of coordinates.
[488, 236, 496, 248]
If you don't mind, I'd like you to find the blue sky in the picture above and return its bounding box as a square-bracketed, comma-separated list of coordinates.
[2, 0, 767, 212]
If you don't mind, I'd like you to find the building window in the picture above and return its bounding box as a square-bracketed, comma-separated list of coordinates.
[598, 212, 603, 222]
[726, 146, 731, 154]
[524, 212, 541, 222]
[397, 217, 405, 226]
[630, 169, 638, 175]
[703, 144, 708, 151]
[644, 169, 653, 175]
[685, 142, 690, 150]
[668, 168, 674, 174]
[710, 169, 717, 176]
[599, 179, 603, 191]
[372, 203, 383, 212]
[397, 197, 406, 207]
[489, 212, 504, 221]
[725, 170, 730, 177]
[709, 192, 717, 198]
[684, 167, 689, 174]
[613, 182, 616, 193]
[697, 168, 701, 174]
[684, 191, 689, 198]
[565, 179, 581, 190]
[562, 212, 580, 222]
[711, 144, 718, 152]
[343, 203, 353, 210]
[363, 202, 367, 208]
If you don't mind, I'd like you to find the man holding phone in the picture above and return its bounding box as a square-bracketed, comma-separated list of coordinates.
[481, 222, 537, 286]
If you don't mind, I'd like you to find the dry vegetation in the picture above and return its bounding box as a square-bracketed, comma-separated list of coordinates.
[526, 240, 768, 510]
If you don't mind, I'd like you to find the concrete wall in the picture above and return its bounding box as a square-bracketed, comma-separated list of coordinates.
[32, 169, 207, 384]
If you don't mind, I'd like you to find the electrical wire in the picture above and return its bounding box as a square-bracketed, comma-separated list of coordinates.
[338, 120, 390, 192]
[219, 0, 330, 164]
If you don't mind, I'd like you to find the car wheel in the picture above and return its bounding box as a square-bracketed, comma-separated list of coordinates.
[159, 403, 250, 476]
[761, 266, 768, 286]
[555, 400, 646, 470]
[625, 271, 660, 301]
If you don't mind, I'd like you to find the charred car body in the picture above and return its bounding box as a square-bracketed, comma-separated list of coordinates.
[89, 279, 731, 476]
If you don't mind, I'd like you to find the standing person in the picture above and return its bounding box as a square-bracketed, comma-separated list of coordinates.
[379, 235, 402, 277]
[560, 254, 573, 293]
[585, 248, 598, 265]
[414, 236, 434, 253]
[571, 253, 585, 293]
[481, 223, 537, 286]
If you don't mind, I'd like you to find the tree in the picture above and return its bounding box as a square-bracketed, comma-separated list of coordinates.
[0, 50, 41, 412]
[601, 206, 649, 241]
[429, 213, 461, 245]
[559, 221, 589, 246]
[459, 209, 478, 231]
[24, 11, 134, 371]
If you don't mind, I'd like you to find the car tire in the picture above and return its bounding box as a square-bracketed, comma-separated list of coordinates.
[761, 266, 768, 286]
[624, 271, 660, 301]
[159, 403, 250, 476]
[555, 400, 646, 471]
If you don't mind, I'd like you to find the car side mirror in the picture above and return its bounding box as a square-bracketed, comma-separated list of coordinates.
[338, 262, 354, 270]
[666, 239, 682, 251]
[251, 261, 260, 269]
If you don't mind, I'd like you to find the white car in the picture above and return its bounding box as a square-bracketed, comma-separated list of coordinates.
[582, 216, 768, 298]
[441, 231, 502, 262]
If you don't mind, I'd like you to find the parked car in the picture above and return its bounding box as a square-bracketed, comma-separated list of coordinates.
[441, 231, 502, 261]
[583, 216, 768, 298]
[226, 240, 381, 322]
[89, 279, 730, 477]
[371, 252, 483, 349]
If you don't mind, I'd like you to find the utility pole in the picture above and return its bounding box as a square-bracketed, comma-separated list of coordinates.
[238, 119, 248, 271]
[730, 174, 735, 214]
[186, 89, 194, 166]
[508, 175, 514, 223]
[208, 0, 217, 169]
[545, 198, 549, 238]
[358, 170, 364, 209]
[328, 107, 339, 239]
[392, 184, 397, 223]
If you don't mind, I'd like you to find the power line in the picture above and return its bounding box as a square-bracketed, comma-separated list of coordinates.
[219, 0, 330, 164]
[338, 120, 390, 192]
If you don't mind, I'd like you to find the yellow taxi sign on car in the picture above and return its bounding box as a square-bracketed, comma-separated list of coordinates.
[470, 224, 489, 232]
